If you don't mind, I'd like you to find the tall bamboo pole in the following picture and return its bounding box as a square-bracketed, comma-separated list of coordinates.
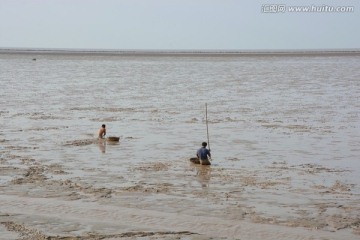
[206, 103, 210, 151]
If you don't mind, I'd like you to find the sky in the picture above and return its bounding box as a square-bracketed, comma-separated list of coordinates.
[0, 0, 359, 50]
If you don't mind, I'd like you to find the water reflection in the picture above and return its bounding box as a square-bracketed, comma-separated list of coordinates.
[97, 139, 106, 153]
[195, 165, 211, 188]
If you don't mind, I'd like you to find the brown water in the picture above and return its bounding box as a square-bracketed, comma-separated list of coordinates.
[0, 52, 360, 239]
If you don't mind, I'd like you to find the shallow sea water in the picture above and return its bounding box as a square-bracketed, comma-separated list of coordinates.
[0, 52, 360, 239]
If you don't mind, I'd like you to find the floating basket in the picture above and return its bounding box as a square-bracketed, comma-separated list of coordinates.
[107, 136, 120, 142]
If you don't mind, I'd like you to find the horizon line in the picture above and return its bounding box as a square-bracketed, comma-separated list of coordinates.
[1, 47, 360, 56]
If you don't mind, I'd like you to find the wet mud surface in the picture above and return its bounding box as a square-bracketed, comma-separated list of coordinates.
[1, 53, 360, 239]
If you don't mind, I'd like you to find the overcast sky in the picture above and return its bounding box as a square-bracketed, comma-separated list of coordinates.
[0, 0, 359, 50]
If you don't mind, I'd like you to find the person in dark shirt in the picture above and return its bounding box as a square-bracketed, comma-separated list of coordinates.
[196, 142, 211, 165]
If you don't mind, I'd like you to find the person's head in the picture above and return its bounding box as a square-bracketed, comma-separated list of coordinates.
[202, 142, 207, 147]
[102, 124, 106, 128]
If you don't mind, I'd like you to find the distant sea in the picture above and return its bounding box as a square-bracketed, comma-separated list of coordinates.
[1, 48, 360, 56]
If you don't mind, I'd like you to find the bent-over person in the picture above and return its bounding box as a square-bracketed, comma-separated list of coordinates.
[196, 142, 211, 165]
[98, 124, 106, 139]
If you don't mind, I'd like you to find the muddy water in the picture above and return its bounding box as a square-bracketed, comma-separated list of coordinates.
[0, 52, 360, 239]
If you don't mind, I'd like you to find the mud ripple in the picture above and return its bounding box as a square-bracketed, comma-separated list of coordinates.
[63, 139, 96, 146]
[131, 162, 170, 172]
[11, 166, 47, 184]
[0, 220, 196, 240]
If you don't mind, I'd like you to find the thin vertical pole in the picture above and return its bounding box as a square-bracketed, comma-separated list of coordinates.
[206, 103, 210, 151]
